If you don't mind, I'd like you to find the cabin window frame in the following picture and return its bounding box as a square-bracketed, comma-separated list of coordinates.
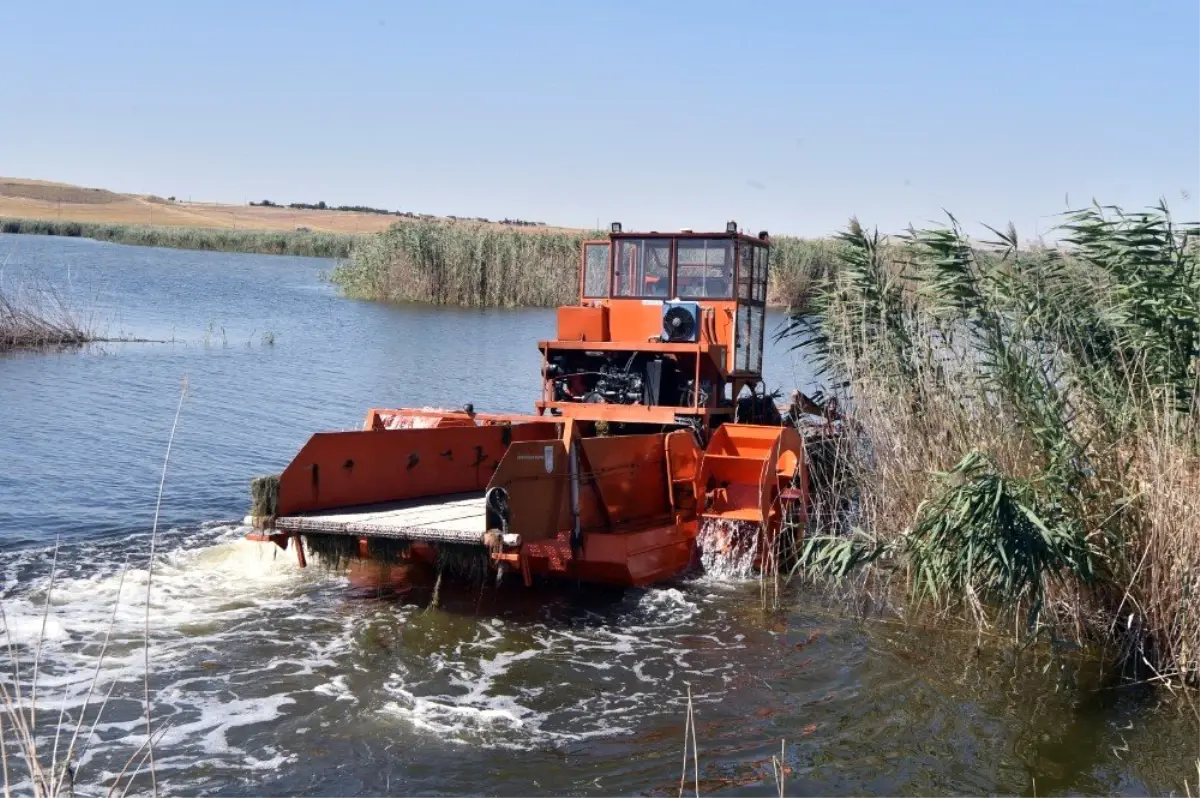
[753, 244, 769, 302]
[673, 238, 735, 301]
[580, 240, 612, 299]
[736, 240, 754, 300]
[612, 237, 674, 299]
[732, 241, 769, 375]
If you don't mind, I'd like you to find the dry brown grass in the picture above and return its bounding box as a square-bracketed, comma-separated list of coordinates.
[0, 179, 123, 205]
[0, 282, 90, 353]
[0, 176, 582, 236]
[1115, 407, 1200, 682]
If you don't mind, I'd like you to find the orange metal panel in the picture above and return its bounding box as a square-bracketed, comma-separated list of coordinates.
[277, 426, 515, 516]
[541, 304, 735, 374]
[665, 429, 701, 518]
[519, 525, 696, 586]
[534, 402, 733, 424]
[696, 424, 806, 526]
[712, 302, 737, 373]
[557, 305, 609, 342]
[578, 525, 694, 585]
[576, 433, 670, 530]
[605, 301, 666, 343]
[488, 439, 569, 542]
[701, 454, 765, 486]
[705, 424, 784, 457]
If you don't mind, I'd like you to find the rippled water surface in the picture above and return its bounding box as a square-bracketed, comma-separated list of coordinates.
[1, 233, 1195, 796]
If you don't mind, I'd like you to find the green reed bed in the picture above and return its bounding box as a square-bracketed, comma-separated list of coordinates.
[329, 218, 841, 310]
[783, 201, 1199, 685]
[330, 220, 599, 307]
[0, 217, 360, 259]
[763, 236, 845, 309]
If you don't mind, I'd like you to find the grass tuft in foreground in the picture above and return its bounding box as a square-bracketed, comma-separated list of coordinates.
[785, 201, 1199, 684]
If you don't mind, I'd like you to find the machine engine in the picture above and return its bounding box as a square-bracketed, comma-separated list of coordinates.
[586, 363, 644, 404]
[545, 352, 709, 408]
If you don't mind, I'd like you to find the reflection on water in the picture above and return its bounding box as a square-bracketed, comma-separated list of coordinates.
[0, 233, 1195, 796]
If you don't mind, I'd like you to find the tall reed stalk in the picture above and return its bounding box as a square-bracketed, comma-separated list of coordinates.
[785, 201, 1199, 684]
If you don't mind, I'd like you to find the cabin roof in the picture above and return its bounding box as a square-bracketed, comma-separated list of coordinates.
[606, 231, 769, 245]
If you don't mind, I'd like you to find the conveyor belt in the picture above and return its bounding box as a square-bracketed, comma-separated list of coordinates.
[246, 492, 488, 546]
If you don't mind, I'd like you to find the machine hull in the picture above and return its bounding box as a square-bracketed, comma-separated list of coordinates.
[245, 407, 809, 588]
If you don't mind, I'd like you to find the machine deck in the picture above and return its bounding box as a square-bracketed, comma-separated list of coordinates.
[254, 491, 487, 546]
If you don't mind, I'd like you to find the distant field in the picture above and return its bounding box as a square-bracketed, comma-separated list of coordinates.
[0, 177, 581, 235]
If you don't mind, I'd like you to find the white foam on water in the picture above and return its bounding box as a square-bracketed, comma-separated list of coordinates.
[0, 608, 70, 646]
[313, 672, 355, 702]
[696, 518, 763, 581]
[243, 746, 297, 771]
[381, 647, 550, 750]
[634, 587, 700, 626]
[158, 693, 299, 755]
[372, 585, 733, 752]
[0, 526, 341, 789]
[3, 525, 757, 791]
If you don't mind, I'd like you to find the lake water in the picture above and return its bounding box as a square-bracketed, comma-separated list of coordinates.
[0, 232, 1195, 796]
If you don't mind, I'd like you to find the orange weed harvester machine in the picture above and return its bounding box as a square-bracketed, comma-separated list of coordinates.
[245, 222, 829, 588]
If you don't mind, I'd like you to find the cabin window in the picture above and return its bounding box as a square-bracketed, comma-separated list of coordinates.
[675, 239, 733, 299]
[737, 242, 753, 300]
[753, 245, 769, 302]
[582, 242, 611, 298]
[614, 239, 672, 297]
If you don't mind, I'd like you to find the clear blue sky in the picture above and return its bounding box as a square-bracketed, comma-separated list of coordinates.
[3, 0, 1197, 239]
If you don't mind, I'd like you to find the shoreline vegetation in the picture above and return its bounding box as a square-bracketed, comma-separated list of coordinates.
[2, 214, 844, 310]
[787, 201, 1198, 686]
[328, 220, 844, 310]
[0, 282, 91, 353]
[1, 217, 360, 259]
